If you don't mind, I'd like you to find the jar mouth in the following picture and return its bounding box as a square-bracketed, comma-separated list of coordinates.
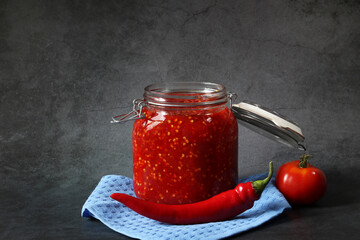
[144, 82, 228, 108]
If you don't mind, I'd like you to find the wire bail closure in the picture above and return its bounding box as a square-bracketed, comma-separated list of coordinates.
[227, 92, 237, 107]
[111, 99, 146, 123]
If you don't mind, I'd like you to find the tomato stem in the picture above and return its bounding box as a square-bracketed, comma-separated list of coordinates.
[252, 161, 273, 196]
[299, 154, 312, 168]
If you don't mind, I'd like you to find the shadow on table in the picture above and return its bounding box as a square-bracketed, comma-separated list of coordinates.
[81, 218, 134, 240]
[315, 167, 360, 208]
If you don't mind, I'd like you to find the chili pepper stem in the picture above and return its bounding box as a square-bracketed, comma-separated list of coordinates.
[299, 154, 312, 168]
[252, 161, 273, 196]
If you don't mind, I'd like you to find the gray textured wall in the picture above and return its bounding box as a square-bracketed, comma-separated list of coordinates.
[1, 0, 359, 222]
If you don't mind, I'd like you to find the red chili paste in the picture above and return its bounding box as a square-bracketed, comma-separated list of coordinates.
[133, 105, 238, 204]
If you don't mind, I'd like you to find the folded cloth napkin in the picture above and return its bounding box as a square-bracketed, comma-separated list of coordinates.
[81, 173, 290, 240]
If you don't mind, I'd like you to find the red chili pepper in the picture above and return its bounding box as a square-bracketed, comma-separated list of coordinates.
[111, 162, 273, 225]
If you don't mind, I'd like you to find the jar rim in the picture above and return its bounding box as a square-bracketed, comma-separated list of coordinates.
[144, 82, 228, 108]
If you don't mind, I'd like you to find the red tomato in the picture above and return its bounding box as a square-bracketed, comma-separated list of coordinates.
[275, 155, 327, 205]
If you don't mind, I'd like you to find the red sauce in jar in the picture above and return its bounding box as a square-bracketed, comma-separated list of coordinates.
[132, 83, 238, 204]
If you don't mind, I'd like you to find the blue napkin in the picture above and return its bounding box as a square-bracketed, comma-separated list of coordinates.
[81, 173, 291, 240]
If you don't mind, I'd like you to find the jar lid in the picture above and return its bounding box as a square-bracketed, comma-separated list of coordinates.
[231, 101, 305, 150]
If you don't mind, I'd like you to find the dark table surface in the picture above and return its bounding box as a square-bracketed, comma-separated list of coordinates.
[2, 167, 359, 240]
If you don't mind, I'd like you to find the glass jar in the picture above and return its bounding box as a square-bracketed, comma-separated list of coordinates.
[112, 82, 306, 204]
[132, 82, 238, 204]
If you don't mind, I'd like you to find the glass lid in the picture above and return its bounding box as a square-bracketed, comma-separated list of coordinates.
[231, 101, 306, 150]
